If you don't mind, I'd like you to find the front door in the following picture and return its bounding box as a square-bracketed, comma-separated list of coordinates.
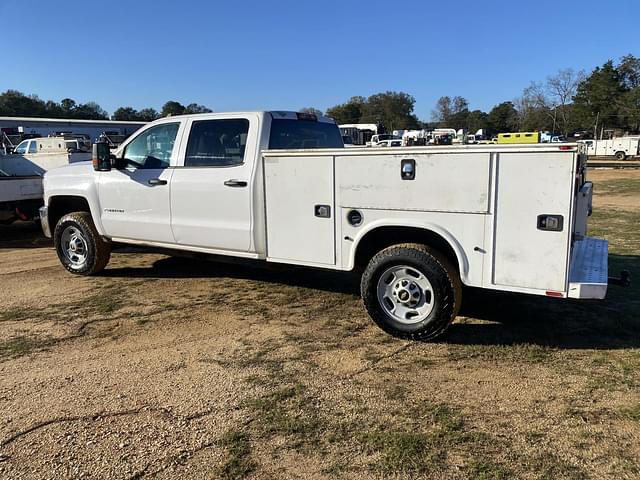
[98, 121, 182, 243]
[170, 116, 257, 252]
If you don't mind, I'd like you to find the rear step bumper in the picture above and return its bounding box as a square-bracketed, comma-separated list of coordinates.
[568, 237, 608, 299]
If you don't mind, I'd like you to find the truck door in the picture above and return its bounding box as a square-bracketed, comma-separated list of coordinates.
[169, 116, 257, 252]
[98, 121, 182, 243]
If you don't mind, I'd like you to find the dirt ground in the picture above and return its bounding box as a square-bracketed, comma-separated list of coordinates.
[0, 169, 638, 480]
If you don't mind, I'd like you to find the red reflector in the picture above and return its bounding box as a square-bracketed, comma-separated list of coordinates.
[558, 145, 572, 150]
[545, 290, 564, 298]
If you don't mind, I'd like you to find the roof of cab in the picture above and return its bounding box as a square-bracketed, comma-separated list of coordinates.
[155, 111, 336, 124]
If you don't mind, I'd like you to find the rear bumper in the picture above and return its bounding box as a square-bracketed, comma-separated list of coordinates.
[39, 206, 52, 238]
[567, 237, 608, 299]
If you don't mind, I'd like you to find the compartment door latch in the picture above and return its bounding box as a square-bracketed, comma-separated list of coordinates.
[537, 214, 564, 232]
[314, 205, 331, 218]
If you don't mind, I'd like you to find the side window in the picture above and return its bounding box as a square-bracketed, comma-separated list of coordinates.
[14, 141, 28, 154]
[185, 119, 249, 167]
[28, 141, 38, 154]
[123, 123, 180, 169]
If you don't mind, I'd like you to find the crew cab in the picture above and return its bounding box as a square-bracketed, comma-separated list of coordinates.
[40, 111, 611, 340]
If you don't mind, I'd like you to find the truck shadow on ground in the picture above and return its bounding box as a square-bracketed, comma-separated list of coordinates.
[0, 222, 51, 249]
[103, 252, 639, 350]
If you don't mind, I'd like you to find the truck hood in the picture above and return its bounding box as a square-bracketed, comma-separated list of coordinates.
[44, 160, 94, 180]
[43, 161, 97, 202]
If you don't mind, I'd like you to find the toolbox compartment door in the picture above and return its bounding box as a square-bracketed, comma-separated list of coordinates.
[492, 152, 573, 292]
[264, 155, 336, 266]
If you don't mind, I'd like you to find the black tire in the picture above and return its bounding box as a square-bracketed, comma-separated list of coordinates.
[361, 243, 461, 340]
[54, 211, 111, 275]
[615, 151, 626, 161]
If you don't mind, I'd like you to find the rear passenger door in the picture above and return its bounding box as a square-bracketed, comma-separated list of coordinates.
[170, 115, 258, 252]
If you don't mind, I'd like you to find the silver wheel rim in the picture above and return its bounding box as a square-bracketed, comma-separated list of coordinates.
[376, 265, 435, 324]
[61, 225, 89, 269]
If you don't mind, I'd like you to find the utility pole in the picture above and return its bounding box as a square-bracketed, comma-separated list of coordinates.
[594, 112, 599, 140]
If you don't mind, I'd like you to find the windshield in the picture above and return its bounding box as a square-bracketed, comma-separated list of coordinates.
[14, 141, 28, 154]
[268, 119, 343, 149]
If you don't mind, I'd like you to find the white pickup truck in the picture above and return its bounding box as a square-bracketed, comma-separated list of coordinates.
[40, 111, 610, 340]
[1, 153, 46, 224]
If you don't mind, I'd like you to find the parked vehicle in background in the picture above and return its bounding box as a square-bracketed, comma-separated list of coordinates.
[376, 138, 403, 147]
[1, 129, 39, 155]
[402, 129, 429, 146]
[578, 136, 640, 160]
[498, 132, 540, 144]
[432, 128, 458, 144]
[40, 110, 612, 341]
[540, 132, 567, 143]
[342, 135, 356, 147]
[0, 153, 45, 224]
[498, 131, 567, 145]
[98, 131, 134, 149]
[339, 124, 378, 146]
[0, 136, 90, 224]
[11, 136, 91, 170]
[433, 133, 453, 145]
[371, 134, 402, 147]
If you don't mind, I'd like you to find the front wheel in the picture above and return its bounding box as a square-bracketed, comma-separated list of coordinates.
[361, 243, 461, 340]
[54, 212, 111, 275]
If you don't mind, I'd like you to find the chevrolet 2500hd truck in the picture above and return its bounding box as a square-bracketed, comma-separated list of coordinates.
[40, 111, 610, 340]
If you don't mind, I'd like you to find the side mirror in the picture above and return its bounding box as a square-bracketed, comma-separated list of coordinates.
[113, 154, 127, 170]
[92, 141, 111, 171]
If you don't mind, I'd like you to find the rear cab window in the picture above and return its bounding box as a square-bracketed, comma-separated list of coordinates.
[268, 117, 344, 150]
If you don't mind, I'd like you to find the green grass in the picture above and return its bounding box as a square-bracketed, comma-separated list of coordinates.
[595, 177, 640, 196]
[361, 430, 445, 473]
[589, 208, 640, 255]
[465, 458, 512, 480]
[620, 404, 640, 421]
[448, 343, 554, 363]
[84, 284, 125, 315]
[0, 306, 34, 322]
[0, 335, 53, 359]
[244, 384, 321, 440]
[359, 402, 477, 474]
[217, 430, 255, 480]
[527, 452, 585, 480]
[585, 352, 640, 392]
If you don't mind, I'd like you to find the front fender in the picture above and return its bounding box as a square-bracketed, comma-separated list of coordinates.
[43, 164, 105, 236]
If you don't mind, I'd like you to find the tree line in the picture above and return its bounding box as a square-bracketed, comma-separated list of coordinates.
[1, 54, 638, 137]
[322, 54, 640, 137]
[0, 91, 212, 121]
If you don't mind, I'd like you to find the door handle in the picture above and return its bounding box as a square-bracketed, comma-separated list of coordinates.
[148, 178, 167, 186]
[224, 179, 248, 187]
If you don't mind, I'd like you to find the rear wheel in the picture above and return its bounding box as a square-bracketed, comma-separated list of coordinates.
[361, 243, 461, 340]
[54, 212, 111, 275]
[615, 151, 626, 161]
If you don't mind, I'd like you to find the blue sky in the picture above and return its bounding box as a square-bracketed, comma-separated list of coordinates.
[2, 0, 638, 120]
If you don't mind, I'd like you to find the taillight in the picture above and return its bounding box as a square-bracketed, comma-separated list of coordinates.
[545, 290, 565, 298]
[559, 145, 572, 151]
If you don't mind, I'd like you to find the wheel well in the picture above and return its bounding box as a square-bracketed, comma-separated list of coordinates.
[354, 226, 460, 272]
[48, 196, 91, 231]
